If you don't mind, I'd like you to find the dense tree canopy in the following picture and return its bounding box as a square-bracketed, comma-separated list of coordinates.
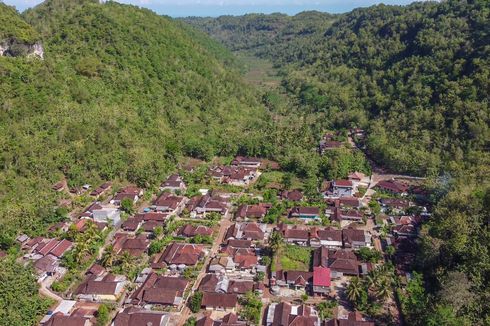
[0, 0, 489, 325]
[0, 257, 52, 326]
[0, 0, 274, 242]
[186, 0, 490, 176]
[186, 2, 490, 324]
[0, 3, 39, 42]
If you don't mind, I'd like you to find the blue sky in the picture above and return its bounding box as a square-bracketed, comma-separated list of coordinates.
[4, 0, 420, 17]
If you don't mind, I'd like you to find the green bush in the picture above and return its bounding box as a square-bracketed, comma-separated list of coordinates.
[189, 292, 203, 313]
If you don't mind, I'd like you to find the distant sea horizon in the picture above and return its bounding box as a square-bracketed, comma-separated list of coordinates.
[6, 0, 421, 17]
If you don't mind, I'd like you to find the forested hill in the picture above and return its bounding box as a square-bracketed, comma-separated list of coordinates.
[185, 2, 490, 325]
[183, 11, 337, 65]
[185, 1, 490, 176]
[0, 0, 271, 246]
[0, 2, 38, 42]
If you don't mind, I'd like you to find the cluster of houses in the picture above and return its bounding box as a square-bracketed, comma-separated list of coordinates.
[318, 132, 344, 154]
[270, 223, 372, 298]
[35, 153, 430, 326]
[278, 224, 371, 249]
[194, 221, 269, 312]
[381, 197, 429, 277]
[17, 235, 73, 281]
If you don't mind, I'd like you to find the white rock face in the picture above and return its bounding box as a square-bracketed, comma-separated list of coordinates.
[0, 40, 44, 59]
[28, 42, 44, 59]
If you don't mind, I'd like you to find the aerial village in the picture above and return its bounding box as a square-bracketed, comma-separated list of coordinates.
[19, 129, 432, 326]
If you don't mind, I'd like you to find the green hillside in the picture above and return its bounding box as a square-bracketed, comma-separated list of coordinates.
[186, 1, 490, 176]
[0, 0, 271, 243]
[183, 11, 337, 64]
[0, 2, 39, 42]
[186, 3, 490, 324]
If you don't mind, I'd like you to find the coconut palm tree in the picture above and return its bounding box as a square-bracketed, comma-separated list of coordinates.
[346, 277, 364, 303]
[74, 239, 91, 263]
[269, 231, 284, 255]
[101, 245, 116, 268]
[376, 278, 392, 301]
[119, 251, 134, 272]
[365, 273, 379, 292]
[84, 220, 101, 245]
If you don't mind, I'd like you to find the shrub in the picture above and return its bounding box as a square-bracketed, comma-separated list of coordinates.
[189, 292, 203, 313]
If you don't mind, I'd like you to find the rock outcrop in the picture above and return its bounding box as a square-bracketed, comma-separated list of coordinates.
[0, 39, 44, 59]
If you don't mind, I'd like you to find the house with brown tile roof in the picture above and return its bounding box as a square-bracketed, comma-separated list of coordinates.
[141, 220, 164, 233]
[196, 313, 246, 326]
[34, 254, 62, 280]
[121, 218, 142, 232]
[43, 312, 92, 326]
[113, 234, 150, 256]
[309, 227, 343, 248]
[266, 302, 319, 326]
[90, 182, 112, 198]
[208, 256, 236, 274]
[375, 180, 408, 195]
[177, 224, 213, 238]
[235, 203, 271, 220]
[331, 208, 363, 223]
[224, 239, 253, 249]
[280, 190, 303, 202]
[274, 271, 313, 290]
[152, 193, 186, 214]
[227, 280, 255, 295]
[209, 166, 257, 186]
[342, 228, 371, 249]
[312, 246, 329, 268]
[111, 186, 142, 205]
[324, 249, 361, 278]
[192, 194, 229, 217]
[319, 140, 343, 154]
[76, 274, 127, 301]
[338, 197, 362, 208]
[157, 242, 205, 268]
[52, 181, 66, 192]
[199, 273, 255, 295]
[225, 222, 265, 241]
[26, 238, 73, 259]
[231, 156, 262, 169]
[73, 219, 107, 233]
[112, 307, 169, 326]
[134, 212, 169, 222]
[201, 292, 238, 312]
[233, 253, 258, 271]
[326, 312, 374, 326]
[277, 224, 309, 245]
[199, 274, 224, 293]
[290, 206, 321, 220]
[392, 224, 417, 237]
[160, 174, 186, 193]
[87, 264, 106, 277]
[131, 273, 188, 307]
[380, 198, 411, 213]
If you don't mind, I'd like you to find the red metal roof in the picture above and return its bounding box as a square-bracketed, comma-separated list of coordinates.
[313, 267, 331, 287]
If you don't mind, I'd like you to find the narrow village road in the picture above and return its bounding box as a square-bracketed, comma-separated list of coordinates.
[39, 277, 63, 303]
[177, 212, 233, 325]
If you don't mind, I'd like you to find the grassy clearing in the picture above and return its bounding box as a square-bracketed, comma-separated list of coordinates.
[254, 171, 304, 191]
[280, 256, 309, 271]
[278, 245, 312, 271]
[236, 52, 281, 88]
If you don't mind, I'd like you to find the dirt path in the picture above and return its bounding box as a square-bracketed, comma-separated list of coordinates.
[177, 212, 233, 325]
[39, 277, 63, 303]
